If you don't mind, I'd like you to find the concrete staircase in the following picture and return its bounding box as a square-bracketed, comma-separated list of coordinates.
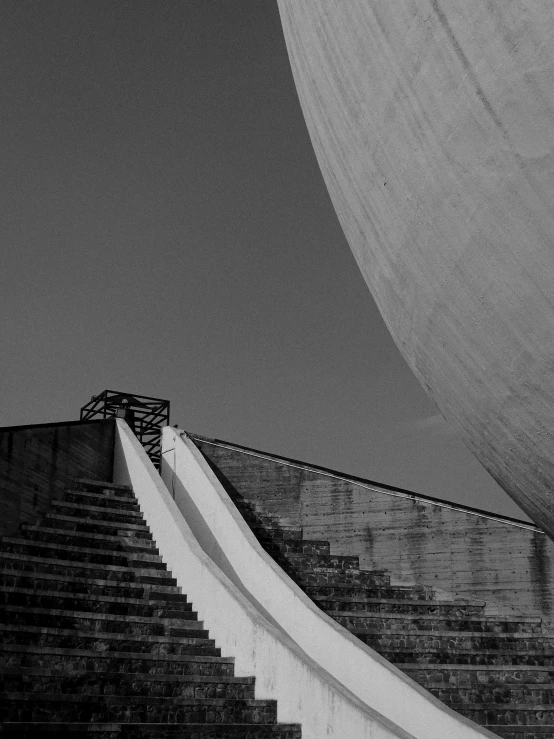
[233, 497, 554, 739]
[0, 479, 301, 738]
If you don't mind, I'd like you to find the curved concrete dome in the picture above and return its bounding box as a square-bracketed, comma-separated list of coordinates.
[277, 0, 554, 537]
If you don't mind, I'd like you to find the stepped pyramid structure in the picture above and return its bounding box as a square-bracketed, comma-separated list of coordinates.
[0, 477, 299, 737]
[1, 408, 554, 738]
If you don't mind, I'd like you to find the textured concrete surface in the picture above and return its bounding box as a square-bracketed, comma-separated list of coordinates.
[225, 496, 554, 738]
[276, 0, 554, 538]
[195, 437, 554, 620]
[0, 419, 114, 537]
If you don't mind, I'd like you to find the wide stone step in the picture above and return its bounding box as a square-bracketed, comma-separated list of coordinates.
[74, 479, 132, 494]
[336, 611, 542, 634]
[267, 539, 331, 556]
[1, 625, 218, 655]
[45, 512, 149, 533]
[375, 647, 554, 666]
[296, 569, 390, 588]
[317, 598, 485, 617]
[0, 644, 235, 676]
[401, 664, 554, 686]
[0, 588, 192, 618]
[63, 489, 141, 510]
[1, 605, 204, 636]
[284, 553, 359, 571]
[51, 501, 145, 524]
[0, 722, 302, 738]
[20, 527, 157, 553]
[0, 552, 176, 584]
[0, 538, 165, 568]
[361, 630, 554, 653]
[0, 694, 278, 724]
[0, 567, 184, 600]
[485, 726, 554, 738]
[428, 684, 554, 706]
[0, 569, 184, 601]
[457, 704, 554, 726]
[0, 666, 256, 699]
[304, 583, 434, 601]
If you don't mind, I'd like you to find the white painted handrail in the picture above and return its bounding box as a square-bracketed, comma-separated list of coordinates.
[161, 425, 500, 739]
[113, 419, 417, 739]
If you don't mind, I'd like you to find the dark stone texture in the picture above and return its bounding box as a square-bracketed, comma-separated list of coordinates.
[209, 459, 554, 739]
[0, 723, 302, 738]
[0, 420, 115, 538]
[0, 478, 301, 738]
[195, 438, 554, 621]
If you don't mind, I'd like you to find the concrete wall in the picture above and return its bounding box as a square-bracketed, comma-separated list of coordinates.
[0, 419, 114, 537]
[194, 436, 554, 619]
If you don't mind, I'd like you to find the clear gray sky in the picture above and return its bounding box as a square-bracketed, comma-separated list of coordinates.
[0, 0, 527, 519]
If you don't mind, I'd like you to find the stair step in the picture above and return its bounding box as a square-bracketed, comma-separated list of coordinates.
[1, 605, 203, 633]
[316, 598, 485, 616]
[1, 679, 256, 700]
[456, 705, 554, 725]
[428, 685, 554, 705]
[374, 647, 554, 666]
[51, 501, 144, 523]
[44, 513, 149, 533]
[1, 538, 165, 568]
[266, 539, 331, 556]
[0, 552, 175, 583]
[63, 490, 141, 509]
[284, 553, 359, 570]
[361, 630, 554, 652]
[0, 589, 193, 618]
[0, 694, 278, 723]
[0, 644, 235, 675]
[0, 722, 302, 738]
[74, 479, 132, 491]
[335, 611, 542, 633]
[295, 569, 390, 587]
[402, 663, 554, 680]
[0, 568, 183, 599]
[1, 624, 218, 655]
[304, 583, 434, 601]
[44, 513, 145, 532]
[0, 666, 256, 698]
[20, 527, 157, 552]
[484, 727, 554, 738]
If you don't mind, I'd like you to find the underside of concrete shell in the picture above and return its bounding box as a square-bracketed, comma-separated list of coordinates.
[276, 0, 554, 540]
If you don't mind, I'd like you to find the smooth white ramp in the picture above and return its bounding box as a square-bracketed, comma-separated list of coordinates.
[113, 418, 418, 739]
[160, 424, 500, 739]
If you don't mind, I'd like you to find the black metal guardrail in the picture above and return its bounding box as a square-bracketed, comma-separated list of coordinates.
[80, 390, 170, 468]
